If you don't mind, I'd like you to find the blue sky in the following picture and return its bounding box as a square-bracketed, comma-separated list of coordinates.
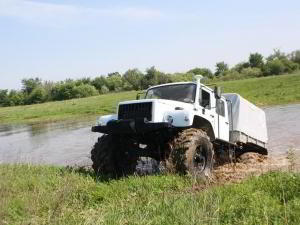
[0, 0, 300, 90]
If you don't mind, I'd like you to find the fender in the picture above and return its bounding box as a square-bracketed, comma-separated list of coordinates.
[192, 115, 216, 140]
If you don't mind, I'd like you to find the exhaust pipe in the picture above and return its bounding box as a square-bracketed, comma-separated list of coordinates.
[194, 75, 203, 109]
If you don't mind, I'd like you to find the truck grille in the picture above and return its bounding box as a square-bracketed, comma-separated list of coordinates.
[118, 102, 152, 121]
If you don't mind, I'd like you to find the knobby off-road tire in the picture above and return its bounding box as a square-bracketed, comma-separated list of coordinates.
[91, 134, 138, 177]
[167, 128, 214, 178]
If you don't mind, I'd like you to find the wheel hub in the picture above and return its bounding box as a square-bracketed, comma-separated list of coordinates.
[193, 146, 206, 172]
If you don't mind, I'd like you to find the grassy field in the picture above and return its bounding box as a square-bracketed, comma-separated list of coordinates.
[0, 91, 137, 124]
[220, 73, 300, 106]
[0, 164, 299, 225]
[0, 73, 299, 124]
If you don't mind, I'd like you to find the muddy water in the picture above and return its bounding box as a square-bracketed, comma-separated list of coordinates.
[0, 121, 98, 166]
[0, 104, 299, 166]
[264, 104, 300, 156]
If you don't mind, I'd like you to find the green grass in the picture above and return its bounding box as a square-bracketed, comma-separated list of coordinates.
[0, 73, 299, 124]
[0, 165, 299, 225]
[0, 91, 137, 124]
[219, 73, 300, 106]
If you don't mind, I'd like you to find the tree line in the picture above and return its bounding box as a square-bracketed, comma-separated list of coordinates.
[1, 49, 300, 107]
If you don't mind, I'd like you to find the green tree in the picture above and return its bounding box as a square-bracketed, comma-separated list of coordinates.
[106, 74, 123, 91]
[187, 67, 213, 78]
[233, 62, 250, 72]
[281, 58, 299, 73]
[8, 90, 25, 106]
[289, 50, 300, 64]
[263, 59, 285, 75]
[267, 49, 287, 61]
[249, 53, 264, 68]
[107, 72, 121, 77]
[21, 78, 42, 94]
[27, 87, 47, 104]
[141, 66, 159, 88]
[50, 82, 76, 100]
[75, 77, 91, 86]
[92, 76, 107, 91]
[123, 69, 143, 90]
[170, 73, 194, 82]
[0, 89, 9, 106]
[215, 62, 229, 76]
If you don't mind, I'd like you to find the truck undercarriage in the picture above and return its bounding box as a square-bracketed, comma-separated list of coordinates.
[91, 118, 267, 177]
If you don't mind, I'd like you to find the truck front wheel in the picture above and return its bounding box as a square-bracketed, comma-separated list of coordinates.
[167, 128, 214, 178]
[91, 134, 137, 177]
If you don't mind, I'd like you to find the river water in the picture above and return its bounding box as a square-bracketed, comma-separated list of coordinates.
[0, 104, 299, 166]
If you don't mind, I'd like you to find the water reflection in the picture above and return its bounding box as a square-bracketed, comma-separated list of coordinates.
[0, 120, 99, 166]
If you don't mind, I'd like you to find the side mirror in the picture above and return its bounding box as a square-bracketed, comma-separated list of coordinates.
[136, 92, 145, 100]
[214, 86, 222, 99]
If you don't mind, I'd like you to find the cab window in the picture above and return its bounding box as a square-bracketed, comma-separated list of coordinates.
[200, 90, 210, 109]
[216, 99, 225, 117]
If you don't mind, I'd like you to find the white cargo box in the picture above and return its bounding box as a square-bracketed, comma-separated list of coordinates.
[223, 94, 268, 147]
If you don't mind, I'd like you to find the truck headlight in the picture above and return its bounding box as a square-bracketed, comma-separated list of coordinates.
[96, 117, 102, 126]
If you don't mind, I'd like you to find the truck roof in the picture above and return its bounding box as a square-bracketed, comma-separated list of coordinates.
[147, 81, 214, 93]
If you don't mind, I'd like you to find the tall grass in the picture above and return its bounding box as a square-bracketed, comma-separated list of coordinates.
[0, 165, 299, 225]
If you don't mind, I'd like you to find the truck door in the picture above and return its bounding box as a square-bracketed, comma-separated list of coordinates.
[216, 99, 230, 141]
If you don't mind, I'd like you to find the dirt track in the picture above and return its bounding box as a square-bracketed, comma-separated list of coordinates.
[214, 152, 298, 184]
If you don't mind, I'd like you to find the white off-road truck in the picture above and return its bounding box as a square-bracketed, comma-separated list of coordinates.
[91, 76, 268, 177]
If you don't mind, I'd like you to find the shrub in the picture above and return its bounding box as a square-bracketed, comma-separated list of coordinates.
[170, 73, 195, 82]
[281, 58, 299, 73]
[51, 82, 76, 101]
[0, 89, 9, 106]
[72, 84, 98, 98]
[27, 87, 47, 104]
[263, 59, 285, 75]
[8, 90, 25, 106]
[217, 70, 245, 81]
[187, 67, 214, 78]
[289, 50, 300, 64]
[92, 76, 107, 91]
[233, 62, 250, 72]
[106, 75, 123, 91]
[100, 85, 109, 94]
[241, 67, 263, 77]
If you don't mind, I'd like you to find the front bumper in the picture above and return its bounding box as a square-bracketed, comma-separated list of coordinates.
[91, 118, 172, 134]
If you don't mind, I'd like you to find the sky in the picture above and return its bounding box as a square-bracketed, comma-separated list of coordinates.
[0, 0, 300, 90]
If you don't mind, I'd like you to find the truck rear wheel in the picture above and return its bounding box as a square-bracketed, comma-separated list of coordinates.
[91, 134, 137, 177]
[167, 128, 214, 178]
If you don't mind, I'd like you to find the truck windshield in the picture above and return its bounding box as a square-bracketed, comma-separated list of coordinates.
[145, 84, 196, 103]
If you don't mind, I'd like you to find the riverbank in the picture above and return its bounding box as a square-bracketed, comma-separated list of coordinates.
[0, 164, 299, 225]
[0, 73, 299, 125]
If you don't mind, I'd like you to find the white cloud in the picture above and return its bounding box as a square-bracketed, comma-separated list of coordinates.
[0, 0, 163, 27]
